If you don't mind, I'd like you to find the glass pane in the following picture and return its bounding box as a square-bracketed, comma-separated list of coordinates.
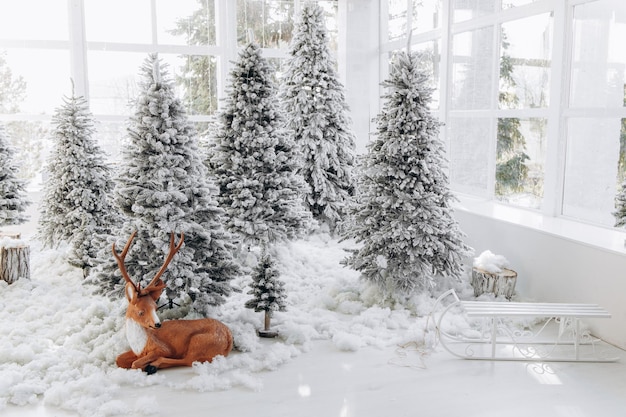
[412, 0, 441, 33]
[157, 0, 216, 46]
[236, 0, 295, 48]
[387, 0, 407, 41]
[160, 54, 218, 116]
[451, 27, 495, 110]
[1, 49, 71, 115]
[453, 0, 496, 23]
[502, 0, 537, 9]
[96, 122, 127, 163]
[495, 118, 546, 209]
[570, 0, 626, 108]
[5, 120, 51, 186]
[388, 0, 408, 41]
[499, 14, 552, 109]
[87, 51, 146, 115]
[562, 118, 621, 226]
[85, 0, 152, 43]
[449, 117, 491, 196]
[0, 0, 67, 40]
[410, 40, 441, 109]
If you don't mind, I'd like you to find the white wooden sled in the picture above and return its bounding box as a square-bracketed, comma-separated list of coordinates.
[433, 289, 619, 362]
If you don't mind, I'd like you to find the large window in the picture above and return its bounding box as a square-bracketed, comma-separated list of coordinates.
[383, 0, 626, 229]
[0, 0, 338, 188]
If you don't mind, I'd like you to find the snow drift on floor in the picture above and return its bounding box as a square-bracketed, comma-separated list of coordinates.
[0, 234, 478, 416]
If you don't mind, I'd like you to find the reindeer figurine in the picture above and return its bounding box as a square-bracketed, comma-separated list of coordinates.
[113, 231, 233, 374]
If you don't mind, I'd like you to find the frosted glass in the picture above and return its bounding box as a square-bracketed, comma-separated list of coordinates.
[0, 0, 67, 41]
[156, 0, 216, 46]
[237, 0, 295, 48]
[449, 117, 491, 196]
[2, 49, 71, 115]
[87, 51, 146, 115]
[388, 0, 408, 41]
[411, 0, 441, 33]
[84, 0, 151, 44]
[570, 1, 626, 108]
[499, 14, 552, 109]
[452, 27, 495, 110]
[562, 118, 621, 226]
[453, 0, 496, 23]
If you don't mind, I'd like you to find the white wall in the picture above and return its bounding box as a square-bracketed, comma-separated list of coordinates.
[455, 208, 626, 350]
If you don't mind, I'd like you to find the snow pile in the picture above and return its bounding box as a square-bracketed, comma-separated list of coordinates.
[0, 235, 473, 416]
[473, 250, 510, 274]
[0, 236, 27, 248]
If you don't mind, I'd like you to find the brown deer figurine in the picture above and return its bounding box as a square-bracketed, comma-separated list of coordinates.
[113, 231, 233, 374]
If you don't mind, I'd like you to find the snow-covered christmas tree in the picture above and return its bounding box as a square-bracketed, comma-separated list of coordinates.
[281, 3, 356, 233]
[0, 123, 29, 227]
[343, 51, 471, 295]
[91, 54, 240, 315]
[210, 42, 312, 247]
[37, 92, 115, 274]
[614, 178, 626, 227]
[245, 250, 286, 337]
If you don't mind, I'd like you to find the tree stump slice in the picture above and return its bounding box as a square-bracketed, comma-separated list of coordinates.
[471, 267, 517, 300]
[0, 245, 30, 284]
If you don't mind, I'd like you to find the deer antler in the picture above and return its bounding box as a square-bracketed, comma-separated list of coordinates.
[112, 230, 138, 290]
[140, 232, 185, 296]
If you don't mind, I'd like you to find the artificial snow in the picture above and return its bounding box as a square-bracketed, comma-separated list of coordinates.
[473, 249, 510, 274]
[0, 231, 478, 417]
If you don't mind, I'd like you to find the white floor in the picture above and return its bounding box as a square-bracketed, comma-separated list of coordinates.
[7, 338, 626, 417]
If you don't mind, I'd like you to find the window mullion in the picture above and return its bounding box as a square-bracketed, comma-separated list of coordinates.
[542, 0, 569, 217]
[67, 0, 88, 100]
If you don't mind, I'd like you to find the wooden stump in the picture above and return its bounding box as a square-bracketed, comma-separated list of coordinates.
[0, 245, 30, 284]
[471, 267, 517, 300]
[0, 232, 21, 239]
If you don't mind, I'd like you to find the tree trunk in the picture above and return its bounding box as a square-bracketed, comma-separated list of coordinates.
[264, 310, 271, 331]
[0, 245, 30, 284]
[257, 310, 278, 338]
[471, 267, 517, 300]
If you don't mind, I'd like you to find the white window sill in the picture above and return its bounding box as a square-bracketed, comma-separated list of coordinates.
[453, 194, 626, 256]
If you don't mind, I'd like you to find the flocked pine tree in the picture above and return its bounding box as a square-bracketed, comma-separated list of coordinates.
[38, 92, 116, 274]
[614, 178, 626, 227]
[281, 3, 356, 232]
[210, 43, 312, 247]
[245, 250, 287, 337]
[90, 54, 240, 315]
[0, 123, 29, 227]
[343, 51, 472, 295]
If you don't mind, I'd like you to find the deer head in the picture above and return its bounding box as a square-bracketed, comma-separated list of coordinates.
[112, 231, 184, 329]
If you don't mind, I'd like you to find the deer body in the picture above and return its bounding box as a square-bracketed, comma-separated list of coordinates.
[113, 232, 233, 374]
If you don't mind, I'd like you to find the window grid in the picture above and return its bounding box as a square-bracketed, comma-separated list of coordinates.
[384, 0, 626, 229]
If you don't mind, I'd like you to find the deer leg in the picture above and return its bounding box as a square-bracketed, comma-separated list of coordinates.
[150, 356, 197, 369]
[116, 350, 138, 369]
[131, 353, 163, 374]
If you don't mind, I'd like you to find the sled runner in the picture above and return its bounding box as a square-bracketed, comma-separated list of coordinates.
[433, 289, 619, 362]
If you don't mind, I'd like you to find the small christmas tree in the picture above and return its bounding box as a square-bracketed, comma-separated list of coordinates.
[89, 54, 240, 315]
[210, 42, 312, 247]
[343, 51, 471, 296]
[38, 92, 115, 275]
[281, 3, 356, 232]
[245, 250, 286, 338]
[0, 124, 29, 227]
